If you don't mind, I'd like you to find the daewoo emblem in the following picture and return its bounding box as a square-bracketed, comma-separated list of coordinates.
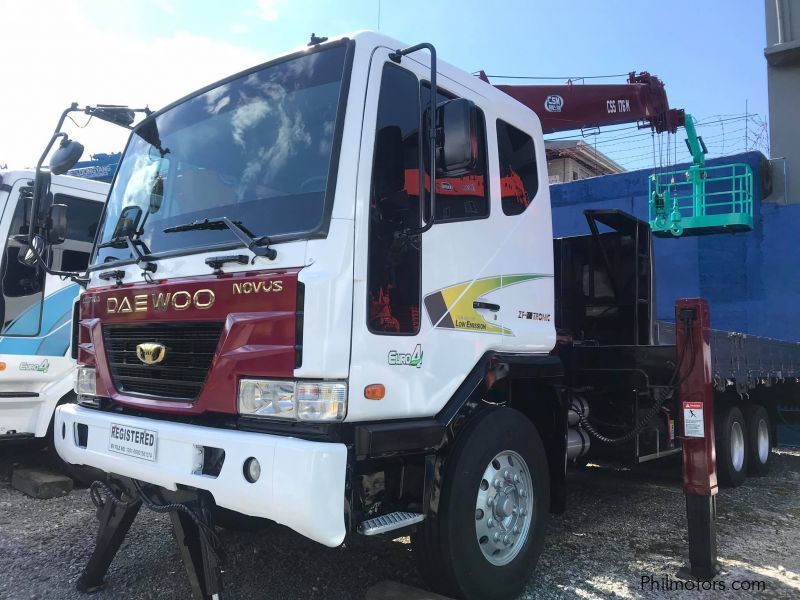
[106, 289, 216, 314]
[136, 343, 167, 365]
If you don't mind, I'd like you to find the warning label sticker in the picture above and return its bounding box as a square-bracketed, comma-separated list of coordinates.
[683, 401, 705, 438]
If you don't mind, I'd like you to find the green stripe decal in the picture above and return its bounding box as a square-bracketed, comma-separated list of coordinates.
[423, 274, 551, 335]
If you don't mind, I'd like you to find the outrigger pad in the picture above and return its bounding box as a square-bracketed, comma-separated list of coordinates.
[169, 490, 224, 599]
[77, 478, 142, 593]
[77, 477, 224, 600]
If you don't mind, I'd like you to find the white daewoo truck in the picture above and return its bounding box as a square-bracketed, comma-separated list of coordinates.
[0, 170, 106, 451]
[17, 32, 797, 599]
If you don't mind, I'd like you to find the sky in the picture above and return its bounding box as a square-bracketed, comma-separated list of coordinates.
[0, 0, 769, 170]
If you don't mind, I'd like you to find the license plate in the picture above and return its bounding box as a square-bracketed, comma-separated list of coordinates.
[108, 423, 158, 462]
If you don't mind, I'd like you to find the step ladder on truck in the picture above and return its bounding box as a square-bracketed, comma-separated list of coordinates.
[0, 167, 107, 473]
[13, 32, 800, 600]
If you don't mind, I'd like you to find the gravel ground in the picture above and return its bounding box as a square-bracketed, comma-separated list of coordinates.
[0, 445, 798, 600]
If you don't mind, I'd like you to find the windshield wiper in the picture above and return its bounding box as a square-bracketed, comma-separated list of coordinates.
[164, 217, 277, 260]
[97, 234, 157, 273]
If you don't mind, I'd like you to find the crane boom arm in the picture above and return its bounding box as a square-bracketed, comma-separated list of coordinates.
[483, 71, 685, 134]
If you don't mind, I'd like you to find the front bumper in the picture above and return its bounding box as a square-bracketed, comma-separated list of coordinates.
[55, 404, 347, 547]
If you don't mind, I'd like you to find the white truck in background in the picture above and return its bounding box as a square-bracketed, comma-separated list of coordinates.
[0, 170, 106, 449]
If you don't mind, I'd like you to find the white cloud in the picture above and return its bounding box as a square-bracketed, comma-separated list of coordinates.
[0, 1, 265, 168]
[151, 0, 177, 15]
[245, 0, 281, 22]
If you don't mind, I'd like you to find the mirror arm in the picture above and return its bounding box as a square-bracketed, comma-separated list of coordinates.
[27, 104, 85, 279]
[25, 103, 152, 282]
[124, 237, 157, 274]
[390, 42, 437, 236]
[84, 105, 151, 130]
[71, 274, 90, 288]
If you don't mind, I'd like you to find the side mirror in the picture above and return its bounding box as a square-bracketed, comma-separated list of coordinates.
[112, 205, 143, 239]
[50, 137, 84, 175]
[438, 98, 478, 176]
[19, 235, 46, 267]
[47, 203, 67, 244]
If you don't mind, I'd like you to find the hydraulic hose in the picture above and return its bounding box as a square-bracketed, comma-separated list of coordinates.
[578, 317, 696, 445]
[89, 479, 226, 564]
[578, 386, 675, 445]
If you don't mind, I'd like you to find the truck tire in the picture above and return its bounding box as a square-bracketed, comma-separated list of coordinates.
[412, 408, 549, 600]
[715, 405, 747, 488]
[742, 404, 771, 476]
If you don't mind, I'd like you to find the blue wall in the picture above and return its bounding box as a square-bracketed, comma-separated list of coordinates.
[550, 152, 800, 342]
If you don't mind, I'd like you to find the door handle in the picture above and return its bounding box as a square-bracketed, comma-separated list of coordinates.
[473, 301, 500, 312]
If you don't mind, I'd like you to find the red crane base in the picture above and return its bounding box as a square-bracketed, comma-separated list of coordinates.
[675, 298, 719, 580]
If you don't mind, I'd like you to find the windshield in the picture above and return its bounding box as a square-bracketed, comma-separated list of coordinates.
[93, 43, 349, 266]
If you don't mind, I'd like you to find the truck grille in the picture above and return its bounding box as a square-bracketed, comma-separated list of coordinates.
[103, 322, 224, 400]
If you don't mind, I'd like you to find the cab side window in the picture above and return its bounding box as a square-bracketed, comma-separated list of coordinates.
[1, 185, 43, 333]
[421, 84, 489, 222]
[367, 63, 422, 335]
[51, 194, 102, 272]
[496, 120, 539, 216]
[0, 192, 102, 335]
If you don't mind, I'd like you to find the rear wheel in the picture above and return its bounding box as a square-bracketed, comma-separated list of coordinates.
[412, 408, 549, 600]
[715, 405, 747, 488]
[743, 404, 772, 476]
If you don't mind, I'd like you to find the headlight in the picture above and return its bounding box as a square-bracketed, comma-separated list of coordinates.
[75, 367, 97, 396]
[238, 379, 347, 422]
[238, 379, 296, 419]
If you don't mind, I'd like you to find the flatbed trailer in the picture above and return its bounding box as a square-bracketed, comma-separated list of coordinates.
[656, 321, 800, 394]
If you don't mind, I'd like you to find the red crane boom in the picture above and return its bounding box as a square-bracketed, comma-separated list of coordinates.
[480, 71, 685, 134]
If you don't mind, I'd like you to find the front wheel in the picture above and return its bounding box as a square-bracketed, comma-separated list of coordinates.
[412, 408, 550, 600]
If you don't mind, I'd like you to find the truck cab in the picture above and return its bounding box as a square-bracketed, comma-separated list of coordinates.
[51, 32, 582, 599]
[0, 170, 106, 442]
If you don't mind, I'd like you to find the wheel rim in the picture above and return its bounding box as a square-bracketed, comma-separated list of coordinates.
[474, 450, 533, 566]
[757, 418, 769, 464]
[730, 421, 745, 472]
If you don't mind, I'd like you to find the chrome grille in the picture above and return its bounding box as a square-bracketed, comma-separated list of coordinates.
[103, 322, 224, 401]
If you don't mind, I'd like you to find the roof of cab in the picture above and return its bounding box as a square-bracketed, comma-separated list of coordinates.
[0, 169, 109, 196]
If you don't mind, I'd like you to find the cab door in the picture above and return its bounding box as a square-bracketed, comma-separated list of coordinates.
[0, 176, 104, 350]
[0, 177, 48, 339]
[348, 50, 510, 421]
[493, 116, 556, 353]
